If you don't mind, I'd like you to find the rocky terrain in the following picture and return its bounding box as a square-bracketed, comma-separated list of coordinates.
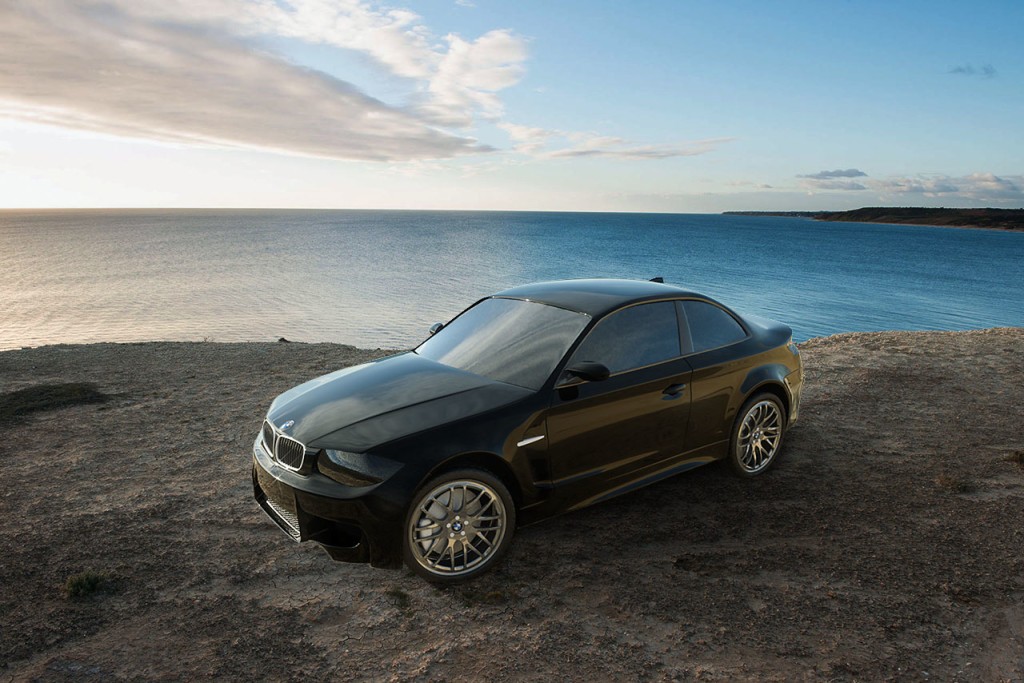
[1, 329, 1022, 681]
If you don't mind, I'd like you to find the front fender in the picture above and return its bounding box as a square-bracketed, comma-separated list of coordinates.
[374, 400, 550, 510]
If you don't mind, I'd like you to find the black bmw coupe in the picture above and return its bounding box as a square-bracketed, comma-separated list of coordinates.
[253, 278, 803, 582]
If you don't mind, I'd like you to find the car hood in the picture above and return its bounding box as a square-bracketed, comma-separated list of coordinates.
[266, 352, 531, 452]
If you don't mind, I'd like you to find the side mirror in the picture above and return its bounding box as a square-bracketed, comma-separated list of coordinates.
[565, 361, 610, 383]
[428, 322, 444, 336]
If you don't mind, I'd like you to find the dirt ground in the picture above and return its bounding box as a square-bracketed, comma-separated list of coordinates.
[1, 329, 1022, 682]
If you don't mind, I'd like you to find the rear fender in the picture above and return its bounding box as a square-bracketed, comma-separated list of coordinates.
[740, 364, 793, 415]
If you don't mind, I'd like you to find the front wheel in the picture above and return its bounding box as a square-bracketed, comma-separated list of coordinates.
[403, 469, 516, 583]
[728, 393, 787, 477]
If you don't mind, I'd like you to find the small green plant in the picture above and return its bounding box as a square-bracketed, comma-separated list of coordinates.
[935, 473, 976, 494]
[455, 588, 511, 607]
[1004, 450, 1024, 468]
[0, 383, 109, 422]
[63, 570, 111, 598]
[386, 588, 411, 610]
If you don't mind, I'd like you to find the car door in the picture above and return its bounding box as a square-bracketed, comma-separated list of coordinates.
[677, 299, 751, 453]
[544, 301, 693, 503]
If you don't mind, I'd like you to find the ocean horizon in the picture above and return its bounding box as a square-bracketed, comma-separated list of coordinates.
[1, 208, 1021, 351]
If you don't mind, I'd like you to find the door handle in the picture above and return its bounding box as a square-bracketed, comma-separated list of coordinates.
[662, 383, 687, 396]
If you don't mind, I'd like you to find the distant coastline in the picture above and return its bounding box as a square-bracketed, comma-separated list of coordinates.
[724, 207, 1024, 231]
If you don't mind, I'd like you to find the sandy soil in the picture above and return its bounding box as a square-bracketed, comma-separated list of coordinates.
[1, 329, 1022, 682]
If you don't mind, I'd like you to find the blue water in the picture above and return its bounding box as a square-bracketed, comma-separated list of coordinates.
[0, 209, 1021, 350]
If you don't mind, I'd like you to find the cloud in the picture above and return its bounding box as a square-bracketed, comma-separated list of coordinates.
[417, 30, 528, 126]
[1, 1, 725, 167]
[498, 122, 734, 160]
[0, 1, 525, 161]
[801, 180, 867, 191]
[948, 63, 997, 78]
[206, 1, 529, 124]
[498, 122, 554, 155]
[798, 169, 869, 191]
[547, 138, 733, 160]
[874, 173, 1023, 202]
[798, 168, 868, 179]
[872, 176, 959, 195]
[793, 170, 1023, 203]
[621, 171, 1024, 211]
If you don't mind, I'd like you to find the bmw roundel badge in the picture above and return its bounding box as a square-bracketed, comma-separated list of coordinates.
[280, 420, 295, 431]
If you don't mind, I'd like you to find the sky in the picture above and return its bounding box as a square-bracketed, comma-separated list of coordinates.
[0, 0, 1022, 211]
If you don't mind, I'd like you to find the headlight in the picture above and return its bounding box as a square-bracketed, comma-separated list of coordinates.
[317, 449, 402, 488]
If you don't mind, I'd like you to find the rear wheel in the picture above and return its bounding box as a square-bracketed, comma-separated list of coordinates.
[403, 469, 515, 583]
[728, 393, 786, 477]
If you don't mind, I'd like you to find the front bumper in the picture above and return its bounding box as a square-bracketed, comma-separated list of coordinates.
[251, 436, 403, 568]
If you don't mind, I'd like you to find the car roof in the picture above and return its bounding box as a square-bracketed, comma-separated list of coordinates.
[493, 278, 706, 317]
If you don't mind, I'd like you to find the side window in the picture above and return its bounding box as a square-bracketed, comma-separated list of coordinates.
[570, 302, 681, 374]
[681, 300, 747, 353]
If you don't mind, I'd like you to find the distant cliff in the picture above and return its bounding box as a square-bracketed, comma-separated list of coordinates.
[724, 207, 1024, 231]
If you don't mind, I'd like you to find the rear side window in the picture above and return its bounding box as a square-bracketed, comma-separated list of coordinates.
[570, 301, 681, 374]
[681, 300, 747, 353]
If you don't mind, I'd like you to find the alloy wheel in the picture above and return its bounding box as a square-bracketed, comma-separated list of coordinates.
[737, 399, 783, 473]
[407, 479, 508, 577]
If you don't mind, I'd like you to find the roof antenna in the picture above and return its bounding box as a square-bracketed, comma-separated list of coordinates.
[649, 276, 664, 283]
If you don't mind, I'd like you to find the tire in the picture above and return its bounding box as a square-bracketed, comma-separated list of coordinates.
[727, 393, 787, 477]
[403, 468, 516, 583]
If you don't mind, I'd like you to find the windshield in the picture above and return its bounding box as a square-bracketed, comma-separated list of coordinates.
[415, 297, 590, 390]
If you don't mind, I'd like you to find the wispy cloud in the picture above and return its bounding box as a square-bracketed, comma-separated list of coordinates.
[547, 138, 733, 160]
[803, 180, 867, 191]
[798, 168, 868, 180]
[0, 1, 729, 166]
[0, 1, 525, 161]
[948, 63, 997, 78]
[416, 30, 528, 126]
[727, 180, 774, 189]
[499, 122, 733, 160]
[875, 173, 1023, 202]
[499, 123, 556, 155]
[80, 0, 529, 114]
[872, 176, 959, 195]
[798, 168, 869, 191]
[794, 170, 1024, 204]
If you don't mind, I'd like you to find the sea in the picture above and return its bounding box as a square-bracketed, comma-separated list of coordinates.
[1, 209, 1021, 351]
